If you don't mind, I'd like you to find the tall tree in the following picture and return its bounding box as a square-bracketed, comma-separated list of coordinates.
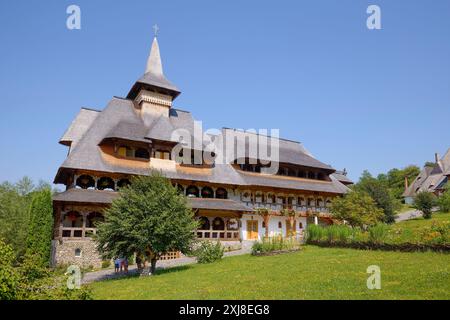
[96, 172, 198, 274]
[26, 188, 54, 267]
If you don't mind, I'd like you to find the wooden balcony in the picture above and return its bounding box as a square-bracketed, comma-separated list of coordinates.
[61, 227, 97, 239]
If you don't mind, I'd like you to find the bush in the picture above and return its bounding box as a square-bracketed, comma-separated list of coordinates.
[195, 241, 224, 264]
[419, 221, 450, 245]
[368, 224, 389, 244]
[0, 239, 20, 300]
[101, 260, 111, 269]
[413, 192, 436, 219]
[306, 224, 324, 242]
[438, 189, 450, 213]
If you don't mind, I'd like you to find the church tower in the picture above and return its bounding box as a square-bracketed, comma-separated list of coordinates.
[127, 30, 180, 125]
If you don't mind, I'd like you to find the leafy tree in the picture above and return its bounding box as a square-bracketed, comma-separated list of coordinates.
[437, 187, 450, 213]
[384, 166, 420, 200]
[330, 190, 384, 228]
[96, 172, 198, 274]
[413, 192, 436, 219]
[0, 179, 33, 259]
[26, 188, 54, 267]
[353, 171, 400, 223]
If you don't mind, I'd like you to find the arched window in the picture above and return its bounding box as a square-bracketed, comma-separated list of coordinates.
[74, 248, 82, 257]
[198, 217, 210, 230]
[278, 221, 282, 228]
[212, 217, 225, 230]
[63, 211, 83, 228]
[326, 199, 332, 207]
[298, 197, 305, 205]
[201, 186, 214, 198]
[135, 148, 150, 159]
[299, 222, 303, 229]
[76, 175, 95, 189]
[117, 179, 131, 189]
[215, 188, 228, 199]
[97, 177, 115, 191]
[308, 198, 315, 207]
[317, 198, 324, 207]
[86, 212, 104, 228]
[177, 184, 185, 195]
[186, 185, 199, 198]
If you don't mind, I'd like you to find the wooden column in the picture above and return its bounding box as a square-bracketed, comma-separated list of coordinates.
[53, 205, 62, 239]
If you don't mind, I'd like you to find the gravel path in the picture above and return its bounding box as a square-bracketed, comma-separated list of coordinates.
[395, 209, 422, 222]
[82, 242, 253, 284]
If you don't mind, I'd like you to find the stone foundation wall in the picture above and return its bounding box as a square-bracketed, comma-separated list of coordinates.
[52, 239, 103, 269]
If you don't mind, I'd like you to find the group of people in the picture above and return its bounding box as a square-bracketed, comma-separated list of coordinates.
[114, 257, 129, 273]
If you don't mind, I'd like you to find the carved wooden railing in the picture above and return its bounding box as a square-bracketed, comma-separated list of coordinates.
[61, 227, 96, 239]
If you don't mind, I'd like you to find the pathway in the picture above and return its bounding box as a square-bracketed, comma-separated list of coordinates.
[395, 209, 422, 222]
[82, 241, 253, 284]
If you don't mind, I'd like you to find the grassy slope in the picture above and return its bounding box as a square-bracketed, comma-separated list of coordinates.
[389, 212, 450, 243]
[89, 246, 450, 300]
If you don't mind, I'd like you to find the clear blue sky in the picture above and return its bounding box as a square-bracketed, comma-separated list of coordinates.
[0, 0, 449, 185]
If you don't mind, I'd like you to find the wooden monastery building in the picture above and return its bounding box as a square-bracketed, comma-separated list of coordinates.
[51, 36, 352, 267]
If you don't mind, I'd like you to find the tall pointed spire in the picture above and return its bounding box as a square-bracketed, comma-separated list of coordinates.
[127, 31, 181, 100]
[145, 37, 164, 77]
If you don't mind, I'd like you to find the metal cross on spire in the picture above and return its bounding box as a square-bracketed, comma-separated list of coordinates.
[152, 24, 159, 37]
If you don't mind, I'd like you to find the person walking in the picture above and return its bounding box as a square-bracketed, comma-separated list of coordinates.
[124, 256, 129, 274]
[114, 257, 120, 273]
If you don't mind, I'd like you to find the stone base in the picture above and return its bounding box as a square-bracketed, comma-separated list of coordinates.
[51, 239, 103, 269]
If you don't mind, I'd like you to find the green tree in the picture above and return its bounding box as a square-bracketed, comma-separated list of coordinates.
[385, 166, 420, 200]
[437, 187, 450, 213]
[26, 188, 54, 267]
[354, 171, 400, 224]
[330, 190, 384, 228]
[413, 192, 436, 219]
[0, 179, 33, 259]
[96, 172, 198, 274]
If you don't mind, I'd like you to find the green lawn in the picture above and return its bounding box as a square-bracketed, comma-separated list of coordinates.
[89, 246, 450, 300]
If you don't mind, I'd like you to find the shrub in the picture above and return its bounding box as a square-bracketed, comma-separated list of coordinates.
[335, 225, 353, 243]
[0, 239, 20, 300]
[368, 224, 389, 244]
[437, 188, 450, 213]
[306, 224, 324, 242]
[195, 241, 224, 264]
[420, 221, 450, 245]
[101, 260, 111, 269]
[413, 192, 436, 219]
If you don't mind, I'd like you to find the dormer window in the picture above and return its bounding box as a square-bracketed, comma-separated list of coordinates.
[154, 150, 171, 160]
[117, 145, 150, 160]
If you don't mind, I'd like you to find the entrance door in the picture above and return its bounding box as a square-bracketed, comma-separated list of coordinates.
[246, 220, 258, 240]
[286, 220, 296, 237]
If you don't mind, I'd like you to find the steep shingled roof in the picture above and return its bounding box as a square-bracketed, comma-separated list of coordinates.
[59, 108, 100, 149]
